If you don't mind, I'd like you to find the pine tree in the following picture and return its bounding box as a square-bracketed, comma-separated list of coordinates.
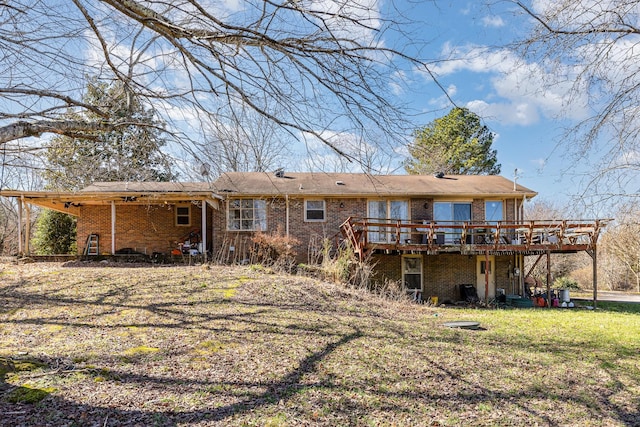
[405, 107, 500, 176]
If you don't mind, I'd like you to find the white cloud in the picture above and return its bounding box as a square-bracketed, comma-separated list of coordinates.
[421, 44, 589, 126]
[466, 100, 540, 126]
[389, 70, 409, 96]
[530, 158, 546, 170]
[481, 15, 505, 28]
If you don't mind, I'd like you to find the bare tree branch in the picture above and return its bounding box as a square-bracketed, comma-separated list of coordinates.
[510, 0, 640, 203]
[0, 0, 443, 169]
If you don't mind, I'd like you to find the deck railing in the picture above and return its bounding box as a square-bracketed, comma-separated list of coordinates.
[340, 217, 607, 259]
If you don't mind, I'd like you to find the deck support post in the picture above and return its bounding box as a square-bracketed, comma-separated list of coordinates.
[546, 250, 551, 308]
[111, 201, 116, 255]
[587, 248, 598, 309]
[485, 249, 489, 305]
[24, 203, 31, 255]
[201, 201, 207, 262]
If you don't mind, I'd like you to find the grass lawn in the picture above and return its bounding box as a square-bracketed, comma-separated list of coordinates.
[0, 262, 639, 426]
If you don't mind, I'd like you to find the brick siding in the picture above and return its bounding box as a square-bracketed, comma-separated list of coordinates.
[77, 203, 203, 255]
[372, 252, 518, 303]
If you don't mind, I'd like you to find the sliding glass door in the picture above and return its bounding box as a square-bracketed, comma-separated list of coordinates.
[367, 200, 409, 243]
[434, 202, 471, 243]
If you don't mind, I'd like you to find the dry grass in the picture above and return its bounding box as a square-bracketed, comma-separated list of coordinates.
[0, 261, 639, 426]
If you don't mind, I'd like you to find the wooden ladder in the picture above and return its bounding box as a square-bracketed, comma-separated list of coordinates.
[84, 234, 99, 256]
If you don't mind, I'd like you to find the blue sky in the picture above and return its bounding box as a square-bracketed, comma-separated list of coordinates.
[283, 0, 611, 212]
[408, 3, 575, 200]
[4, 0, 633, 215]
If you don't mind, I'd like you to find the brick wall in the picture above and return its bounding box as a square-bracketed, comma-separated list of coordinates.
[370, 252, 516, 303]
[78, 203, 203, 255]
[210, 197, 368, 263]
[472, 199, 484, 221]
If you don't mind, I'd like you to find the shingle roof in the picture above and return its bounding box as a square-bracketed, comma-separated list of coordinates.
[211, 172, 537, 198]
[81, 182, 213, 193]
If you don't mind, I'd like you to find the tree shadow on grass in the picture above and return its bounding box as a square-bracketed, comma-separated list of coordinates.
[0, 329, 363, 427]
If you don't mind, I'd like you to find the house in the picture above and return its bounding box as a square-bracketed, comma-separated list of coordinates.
[0, 172, 606, 304]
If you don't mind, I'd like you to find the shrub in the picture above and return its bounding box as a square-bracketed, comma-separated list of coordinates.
[31, 210, 77, 254]
[251, 226, 300, 273]
[554, 276, 580, 290]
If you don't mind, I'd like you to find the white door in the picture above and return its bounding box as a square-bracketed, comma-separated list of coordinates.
[476, 255, 496, 301]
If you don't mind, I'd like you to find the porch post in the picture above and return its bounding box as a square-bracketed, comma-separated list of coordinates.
[201, 201, 207, 262]
[17, 196, 23, 256]
[111, 201, 116, 255]
[24, 203, 31, 255]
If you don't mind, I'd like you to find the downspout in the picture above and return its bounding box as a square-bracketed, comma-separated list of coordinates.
[285, 194, 290, 238]
[111, 201, 116, 255]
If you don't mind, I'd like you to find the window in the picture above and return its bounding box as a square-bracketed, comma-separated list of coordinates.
[485, 201, 503, 223]
[402, 255, 423, 301]
[367, 200, 409, 243]
[434, 202, 471, 243]
[305, 200, 325, 222]
[176, 205, 191, 226]
[227, 199, 267, 231]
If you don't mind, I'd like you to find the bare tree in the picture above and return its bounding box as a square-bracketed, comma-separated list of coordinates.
[510, 1, 640, 202]
[197, 106, 291, 176]
[0, 153, 44, 255]
[0, 0, 437, 166]
[600, 202, 640, 292]
[524, 198, 591, 285]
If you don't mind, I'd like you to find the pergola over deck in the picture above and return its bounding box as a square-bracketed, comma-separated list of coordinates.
[341, 217, 609, 305]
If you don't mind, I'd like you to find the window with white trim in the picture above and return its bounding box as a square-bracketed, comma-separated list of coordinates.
[175, 205, 191, 226]
[402, 255, 423, 301]
[227, 199, 267, 231]
[304, 200, 326, 222]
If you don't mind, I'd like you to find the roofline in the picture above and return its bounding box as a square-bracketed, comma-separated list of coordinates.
[0, 190, 223, 199]
[0, 189, 223, 216]
[213, 191, 538, 199]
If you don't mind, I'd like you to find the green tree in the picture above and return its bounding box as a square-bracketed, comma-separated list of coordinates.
[405, 107, 501, 175]
[43, 78, 177, 191]
[33, 78, 177, 255]
[31, 209, 77, 255]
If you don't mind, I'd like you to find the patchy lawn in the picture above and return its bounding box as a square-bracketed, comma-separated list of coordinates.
[0, 261, 639, 426]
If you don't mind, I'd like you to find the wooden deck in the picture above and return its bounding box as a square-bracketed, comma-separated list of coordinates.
[340, 217, 607, 260]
